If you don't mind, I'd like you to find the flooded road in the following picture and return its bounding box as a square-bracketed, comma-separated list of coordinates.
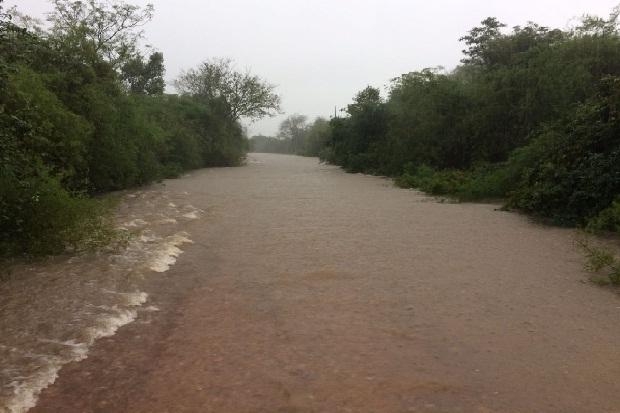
[3, 153, 620, 412]
[0, 189, 203, 412]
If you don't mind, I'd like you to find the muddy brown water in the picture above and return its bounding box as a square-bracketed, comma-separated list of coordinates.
[2, 153, 620, 413]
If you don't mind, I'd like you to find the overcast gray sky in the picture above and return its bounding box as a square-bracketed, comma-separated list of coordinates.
[11, 0, 620, 136]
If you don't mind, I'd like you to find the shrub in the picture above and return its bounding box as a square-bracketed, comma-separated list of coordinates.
[455, 164, 515, 201]
[507, 84, 620, 226]
[579, 239, 620, 285]
[587, 198, 620, 234]
[0, 167, 115, 256]
[396, 164, 467, 196]
[320, 12, 620, 231]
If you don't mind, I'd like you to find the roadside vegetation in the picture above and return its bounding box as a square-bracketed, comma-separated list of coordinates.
[318, 9, 620, 237]
[0, 0, 279, 256]
[577, 236, 620, 286]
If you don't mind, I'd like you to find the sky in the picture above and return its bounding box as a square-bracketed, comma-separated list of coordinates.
[10, 0, 620, 136]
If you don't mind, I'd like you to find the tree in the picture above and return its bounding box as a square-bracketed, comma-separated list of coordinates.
[575, 5, 620, 36]
[48, 0, 154, 67]
[0, 0, 11, 80]
[175, 58, 281, 121]
[278, 114, 307, 154]
[303, 117, 330, 156]
[460, 17, 506, 65]
[0, 0, 253, 256]
[121, 51, 165, 95]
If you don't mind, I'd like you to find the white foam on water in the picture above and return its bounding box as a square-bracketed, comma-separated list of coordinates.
[156, 218, 177, 225]
[3, 306, 135, 413]
[182, 211, 199, 219]
[2, 197, 196, 413]
[5, 358, 62, 413]
[86, 307, 139, 342]
[3, 295, 148, 412]
[124, 219, 147, 227]
[139, 232, 160, 243]
[147, 232, 193, 273]
[102, 290, 149, 307]
[181, 205, 204, 220]
[124, 292, 148, 307]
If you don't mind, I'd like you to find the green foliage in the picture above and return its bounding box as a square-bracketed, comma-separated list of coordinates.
[507, 78, 620, 226]
[318, 9, 620, 233]
[396, 165, 466, 197]
[121, 51, 165, 95]
[48, 0, 154, 68]
[175, 58, 281, 121]
[454, 164, 515, 201]
[303, 117, 330, 156]
[1, 1, 253, 256]
[0, 166, 115, 256]
[579, 239, 620, 285]
[459, 17, 507, 65]
[587, 198, 620, 234]
[4, 66, 93, 189]
[396, 162, 519, 202]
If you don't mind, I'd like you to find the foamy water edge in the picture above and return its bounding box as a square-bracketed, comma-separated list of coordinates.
[3, 229, 193, 413]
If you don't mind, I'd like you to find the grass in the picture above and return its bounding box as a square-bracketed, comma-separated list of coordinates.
[394, 163, 511, 202]
[577, 237, 620, 286]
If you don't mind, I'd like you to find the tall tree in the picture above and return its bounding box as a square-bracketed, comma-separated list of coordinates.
[48, 0, 154, 67]
[278, 114, 307, 154]
[459, 17, 506, 65]
[175, 58, 281, 121]
[303, 117, 330, 156]
[121, 51, 165, 95]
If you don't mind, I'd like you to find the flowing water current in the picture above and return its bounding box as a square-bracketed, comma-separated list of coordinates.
[0, 187, 200, 413]
[3, 155, 620, 412]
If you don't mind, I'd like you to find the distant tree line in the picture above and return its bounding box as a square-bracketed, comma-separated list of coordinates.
[249, 115, 330, 157]
[0, 0, 279, 256]
[319, 10, 620, 233]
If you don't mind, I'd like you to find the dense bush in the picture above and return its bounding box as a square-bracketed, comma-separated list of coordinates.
[320, 9, 620, 233]
[587, 198, 620, 233]
[0, 168, 114, 256]
[0, 1, 261, 256]
[507, 79, 620, 226]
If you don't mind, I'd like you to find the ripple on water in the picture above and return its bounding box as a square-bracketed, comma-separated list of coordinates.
[0, 190, 198, 413]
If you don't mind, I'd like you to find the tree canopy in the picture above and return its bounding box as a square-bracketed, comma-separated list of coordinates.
[0, 1, 252, 256]
[175, 58, 281, 121]
[48, 0, 154, 67]
[318, 8, 620, 232]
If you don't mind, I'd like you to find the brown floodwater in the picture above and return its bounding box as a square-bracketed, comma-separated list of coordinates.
[2, 153, 620, 412]
[1, 188, 201, 412]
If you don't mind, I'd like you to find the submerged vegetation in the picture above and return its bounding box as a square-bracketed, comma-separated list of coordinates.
[318, 9, 620, 234]
[578, 237, 620, 286]
[0, 0, 278, 256]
